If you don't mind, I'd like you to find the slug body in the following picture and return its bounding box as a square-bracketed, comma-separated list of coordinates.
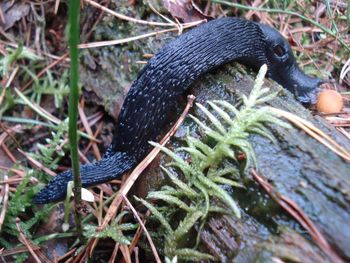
[34, 18, 322, 203]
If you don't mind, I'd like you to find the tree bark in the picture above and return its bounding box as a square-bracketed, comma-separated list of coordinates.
[174, 63, 350, 262]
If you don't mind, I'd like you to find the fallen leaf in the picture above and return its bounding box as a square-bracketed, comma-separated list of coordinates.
[0, 1, 30, 31]
[162, 0, 211, 23]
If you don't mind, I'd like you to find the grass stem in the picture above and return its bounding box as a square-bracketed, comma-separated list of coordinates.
[68, 0, 84, 243]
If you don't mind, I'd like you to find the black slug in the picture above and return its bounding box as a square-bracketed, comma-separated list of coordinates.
[33, 17, 323, 204]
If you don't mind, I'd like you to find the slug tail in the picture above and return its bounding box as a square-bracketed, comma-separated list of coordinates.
[33, 152, 136, 204]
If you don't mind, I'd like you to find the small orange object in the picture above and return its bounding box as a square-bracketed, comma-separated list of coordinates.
[316, 90, 343, 114]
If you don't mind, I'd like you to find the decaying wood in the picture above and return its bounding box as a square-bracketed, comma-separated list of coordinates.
[180, 64, 350, 262]
[135, 63, 350, 262]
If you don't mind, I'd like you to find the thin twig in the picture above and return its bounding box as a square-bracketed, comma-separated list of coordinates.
[78, 103, 101, 160]
[0, 66, 19, 105]
[0, 40, 69, 61]
[120, 244, 132, 263]
[87, 95, 195, 256]
[17, 149, 56, 177]
[1, 116, 100, 142]
[78, 21, 205, 49]
[84, 0, 173, 27]
[127, 210, 151, 256]
[147, 0, 180, 31]
[14, 88, 61, 124]
[57, 248, 77, 262]
[99, 95, 195, 229]
[84, 121, 103, 155]
[2, 144, 17, 163]
[340, 57, 350, 84]
[0, 175, 9, 231]
[0, 124, 22, 147]
[15, 218, 42, 263]
[0, 6, 5, 24]
[251, 170, 344, 263]
[108, 243, 120, 263]
[0, 165, 25, 177]
[336, 127, 350, 140]
[123, 195, 161, 263]
[20, 53, 69, 91]
[0, 245, 41, 257]
[54, 0, 60, 15]
[269, 107, 350, 162]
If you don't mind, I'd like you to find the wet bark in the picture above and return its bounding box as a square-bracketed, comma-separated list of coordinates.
[165, 64, 350, 262]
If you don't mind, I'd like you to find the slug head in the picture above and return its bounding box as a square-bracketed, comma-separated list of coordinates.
[259, 24, 324, 104]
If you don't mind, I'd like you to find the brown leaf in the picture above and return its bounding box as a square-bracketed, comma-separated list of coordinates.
[162, 0, 211, 23]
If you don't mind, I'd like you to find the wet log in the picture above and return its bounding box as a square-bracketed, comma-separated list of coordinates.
[160, 64, 350, 262]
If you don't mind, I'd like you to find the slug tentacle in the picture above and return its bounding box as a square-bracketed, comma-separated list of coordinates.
[34, 17, 323, 204]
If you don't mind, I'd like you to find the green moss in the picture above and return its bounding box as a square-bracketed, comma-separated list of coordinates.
[139, 65, 289, 260]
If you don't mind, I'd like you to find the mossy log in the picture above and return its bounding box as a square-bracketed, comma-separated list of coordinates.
[128, 63, 349, 262]
[158, 64, 350, 262]
[80, 4, 350, 260]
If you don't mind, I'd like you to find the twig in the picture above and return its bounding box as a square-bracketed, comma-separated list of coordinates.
[99, 95, 195, 229]
[120, 244, 132, 263]
[0, 40, 69, 61]
[123, 195, 161, 263]
[78, 103, 101, 160]
[70, 246, 87, 263]
[108, 243, 120, 263]
[84, 0, 173, 27]
[127, 210, 151, 255]
[14, 88, 61, 124]
[84, 121, 103, 155]
[2, 144, 17, 163]
[57, 248, 77, 262]
[0, 177, 35, 184]
[0, 124, 22, 146]
[0, 245, 41, 257]
[134, 247, 139, 263]
[78, 149, 90, 164]
[87, 95, 195, 257]
[251, 170, 344, 263]
[54, 0, 60, 15]
[269, 107, 350, 162]
[336, 127, 350, 140]
[0, 66, 19, 105]
[17, 149, 56, 177]
[0, 175, 9, 231]
[147, 0, 180, 31]
[0, 6, 5, 24]
[1, 116, 100, 142]
[0, 165, 25, 177]
[20, 53, 69, 91]
[78, 21, 205, 49]
[15, 218, 42, 263]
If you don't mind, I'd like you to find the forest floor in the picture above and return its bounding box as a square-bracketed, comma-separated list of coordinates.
[0, 0, 349, 262]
